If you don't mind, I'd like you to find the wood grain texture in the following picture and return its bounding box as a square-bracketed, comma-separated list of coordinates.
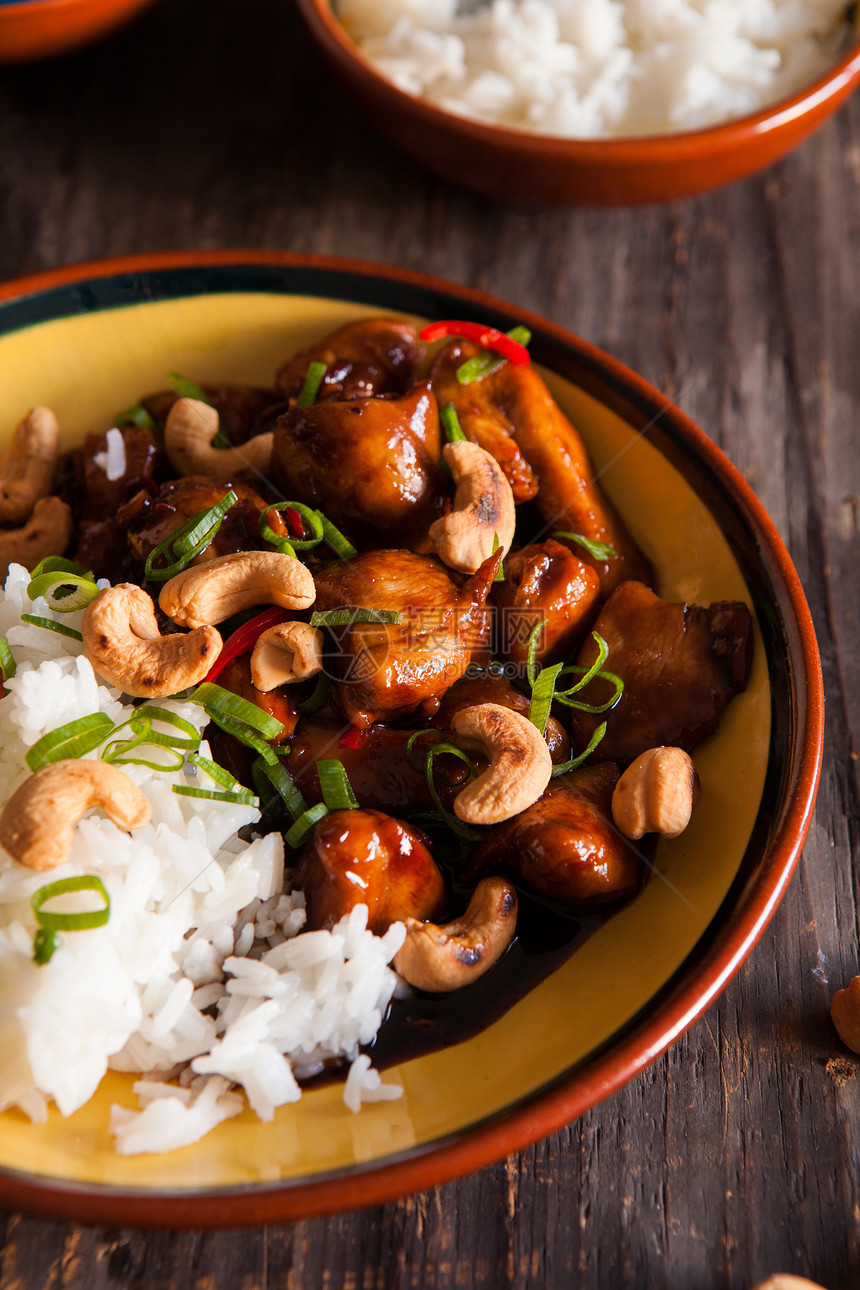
[0, 0, 859, 1286]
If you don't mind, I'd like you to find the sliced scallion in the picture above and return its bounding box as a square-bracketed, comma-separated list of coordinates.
[295, 359, 327, 408]
[318, 512, 357, 559]
[298, 672, 330, 715]
[209, 712, 280, 765]
[528, 661, 563, 736]
[552, 531, 618, 562]
[252, 756, 307, 821]
[310, 608, 402, 627]
[168, 372, 211, 404]
[440, 404, 467, 443]
[20, 615, 83, 642]
[525, 619, 547, 691]
[31, 874, 110, 964]
[554, 632, 624, 714]
[405, 729, 482, 842]
[259, 501, 324, 556]
[27, 570, 100, 614]
[317, 759, 359, 811]
[285, 801, 330, 848]
[29, 555, 90, 581]
[173, 785, 259, 805]
[144, 489, 238, 582]
[550, 722, 608, 776]
[456, 325, 531, 386]
[26, 713, 115, 771]
[191, 682, 284, 741]
[116, 402, 156, 431]
[0, 636, 16, 681]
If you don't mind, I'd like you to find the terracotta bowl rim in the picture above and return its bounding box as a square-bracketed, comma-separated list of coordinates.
[0, 0, 148, 16]
[297, 0, 860, 158]
[0, 249, 825, 1226]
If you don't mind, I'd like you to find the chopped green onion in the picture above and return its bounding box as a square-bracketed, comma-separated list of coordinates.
[317, 759, 359, 810]
[551, 722, 608, 776]
[32, 875, 110, 964]
[252, 756, 307, 821]
[492, 531, 505, 583]
[101, 706, 201, 770]
[259, 502, 324, 555]
[26, 570, 100, 614]
[525, 619, 547, 691]
[298, 672, 330, 715]
[210, 712, 280, 765]
[144, 489, 237, 582]
[456, 326, 531, 386]
[116, 402, 156, 431]
[132, 706, 201, 749]
[191, 682, 284, 740]
[440, 404, 468, 443]
[285, 801, 330, 848]
[20, 615, 83, 642]
[186, 751, 244, 789]
[554, 633, 624, 714]
[552, 531, 618, 562]
[310, 608, 402, 627]
[295, 360, 327, 408]
[318, 512, 357, 560]
[168, 372, 211, 404]
[405, 730, 482, 842]
[0, 636, 16, 681]
[528, 661, 563, 736]
[173, 785, 259, 805]
[26, 713, 115, 771]
[29, 555, 91, 580]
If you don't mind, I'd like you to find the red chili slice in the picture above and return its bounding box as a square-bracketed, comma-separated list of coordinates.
[285, 506, 305, 538]
[204, 606, 290, 683]
[338, 725, 369, 750]
[419, 320, 530, 365]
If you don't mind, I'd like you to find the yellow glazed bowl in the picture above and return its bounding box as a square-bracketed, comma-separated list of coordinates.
[0, 252, 823, 1225]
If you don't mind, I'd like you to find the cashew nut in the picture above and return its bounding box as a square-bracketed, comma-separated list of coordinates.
[0, 407, 62, 525]
[159, 551, 315, 629]
[611, 746, 699, 840]
[752, 1279, 827, 1290]
[450, 703, 552, 825]
[250, 621, 324, 691]
[164, 397, 273, 480]
[82, 584, 222, 698]
[429, 441, 516, 574]
[831, 976, 860, 1054]
[0, 759, 151, 871]
[0, 495, 73, 578]
[393, 878, 518, 992]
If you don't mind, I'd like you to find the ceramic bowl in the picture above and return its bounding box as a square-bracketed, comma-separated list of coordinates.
[0, 251, 823, 1225]
[296, 0, 860, 206]
[0, 0, 159, 63]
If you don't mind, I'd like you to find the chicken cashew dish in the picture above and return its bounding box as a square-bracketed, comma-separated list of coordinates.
[0, 315, 754, 1129]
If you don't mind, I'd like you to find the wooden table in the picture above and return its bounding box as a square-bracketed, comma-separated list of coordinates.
[0, 2, 858, 1286]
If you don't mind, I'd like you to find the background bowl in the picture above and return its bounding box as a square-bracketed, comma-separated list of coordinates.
[0, 251, 823, 1225]
[296, 0, 860, 206]
[0, 0, 159, 63]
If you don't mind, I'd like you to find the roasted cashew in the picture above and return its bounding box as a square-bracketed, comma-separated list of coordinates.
[611, 746, 699, 840]
[393, 877, 518, 992]
[429, 441, 516, 574]
[830, 976, 860, 1054]
[82, 584, 222, 698]
[0, 495, 73, 578]
[752, 1279, 827, 1290]
[0, 759, 151, 871]
[250, 621, 323, 691]
[450, 702, 552, 825]
[159, 551, 315, 629]
[164, 397, 273, 479]
[0, 406, 62, 525]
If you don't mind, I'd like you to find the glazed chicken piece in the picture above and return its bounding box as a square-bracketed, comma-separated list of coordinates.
[293, 808, 447, 933]
[139, 384, 280, 446]
[270, 383, 446, 552]
[274, 317, 425, 403]
[430, 340, 652, 594]
[567, 580, 754, 763]
[463, 764, 640, 907]
[493, 538, 600, 668]
[72, 424, 162, 579]
[432, 672, 571, 766]
[215, 655, 300, 745]
[119, 476, 289, 570]
[312, 549, 497, 728]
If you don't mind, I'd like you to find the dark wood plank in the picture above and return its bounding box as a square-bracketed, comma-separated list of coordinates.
[0, 0, 858, 1286]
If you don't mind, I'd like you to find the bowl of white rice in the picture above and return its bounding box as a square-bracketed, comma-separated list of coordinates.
[296, 0, 860, 204]
[0, 251, 822, 1224]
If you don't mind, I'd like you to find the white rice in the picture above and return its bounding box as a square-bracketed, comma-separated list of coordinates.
[0, 564, 405, 1155]
[339, 0, 851, 137]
